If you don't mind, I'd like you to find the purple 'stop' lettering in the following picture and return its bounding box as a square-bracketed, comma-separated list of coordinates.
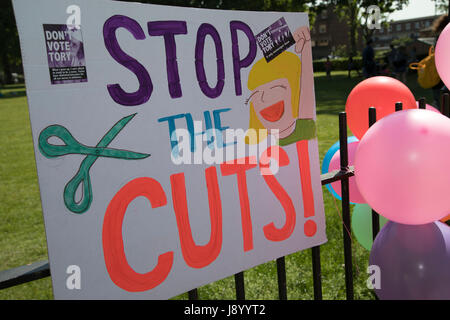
[103, 16, 257, 106]
[103, 15, 153, 106]
[147, 21, 187, 99]
[195, 23, 225, 99]
[230, 21, 257, 96]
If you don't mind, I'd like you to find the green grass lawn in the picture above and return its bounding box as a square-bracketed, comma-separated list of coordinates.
[0, 71, 435, 300]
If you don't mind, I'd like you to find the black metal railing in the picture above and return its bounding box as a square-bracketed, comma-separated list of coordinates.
[1, 94, 448, 300]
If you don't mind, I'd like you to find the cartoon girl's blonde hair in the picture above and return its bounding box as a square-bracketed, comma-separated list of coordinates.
[246, 51, 302, 144]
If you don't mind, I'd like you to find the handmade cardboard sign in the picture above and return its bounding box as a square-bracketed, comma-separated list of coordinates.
[13, 0, 327, 299]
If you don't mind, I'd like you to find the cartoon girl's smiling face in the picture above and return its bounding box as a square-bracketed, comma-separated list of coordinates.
[247, 78, 296, 139]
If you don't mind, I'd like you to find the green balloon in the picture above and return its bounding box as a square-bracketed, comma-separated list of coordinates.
[351, 204, 388, 250]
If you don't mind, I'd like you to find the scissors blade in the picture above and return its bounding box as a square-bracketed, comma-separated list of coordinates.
[93, 113, 150, 159]
[96, 113, 137, 148]
[88, 147, 150, 159]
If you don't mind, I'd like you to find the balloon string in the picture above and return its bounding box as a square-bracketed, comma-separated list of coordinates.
[331, 195, 361, 277]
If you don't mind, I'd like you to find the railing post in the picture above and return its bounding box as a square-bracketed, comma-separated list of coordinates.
[338, 112, 353, 300]
[441, 92, 449, 116]
[188, 289, 199, 300]
[276, 257, 287, 300]
[418, 97, 426, 109]
[234, 272, 245, 300]
[368, 107, 380, 241]
[311, 246, 322, 300]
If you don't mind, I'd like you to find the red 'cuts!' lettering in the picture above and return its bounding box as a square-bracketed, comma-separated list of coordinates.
[259, 146, 296, 242]
[102, 177, 173, 292]
[220, 156, 257, 252]
[170, 166, 223, 269]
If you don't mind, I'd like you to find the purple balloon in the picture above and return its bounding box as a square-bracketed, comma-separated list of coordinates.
[370, 221, 450, 300]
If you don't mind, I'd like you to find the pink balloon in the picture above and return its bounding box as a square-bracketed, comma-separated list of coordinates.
[329, 141, 366, 204]
[416, 101, 441, 113]
[426, 105, 441, 113]
[354, 109, 450, 225]
[436, 23, 450, 89]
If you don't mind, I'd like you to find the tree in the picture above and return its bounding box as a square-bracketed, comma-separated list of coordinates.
[124, 0, 326, 25]
[391, 35, 413, 47]
[0, 1, 21, 84]
[432, 0, 449, 14]
[330, 0, 410, 58]
[2, 0, 322, 84]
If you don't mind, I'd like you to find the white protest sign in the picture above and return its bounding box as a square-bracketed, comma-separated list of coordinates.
[13, 0, 327, 299]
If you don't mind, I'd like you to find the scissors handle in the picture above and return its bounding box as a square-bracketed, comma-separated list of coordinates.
[39, 125, 81, 158]
[38, 125, 150, 160]
[64, 158, 94, 214]
[38, 113, 150, 214]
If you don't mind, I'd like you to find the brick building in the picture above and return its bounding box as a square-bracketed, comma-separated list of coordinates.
[310, 6, 364, 59]
[310, 5, 442, 60]
[371, 14, 440, 56]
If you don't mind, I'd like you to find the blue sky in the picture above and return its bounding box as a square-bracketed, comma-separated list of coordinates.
[388, 0, 445, 21]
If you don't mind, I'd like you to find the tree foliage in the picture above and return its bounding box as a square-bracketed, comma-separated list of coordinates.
[124, 0, 326, 23]
[0, 1, 21, 84]
[432, 0, 449, 13]
[1, 0, 325, 83]
[328, 0, 410, 57]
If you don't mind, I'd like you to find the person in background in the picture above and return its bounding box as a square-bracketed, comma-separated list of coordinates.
[408, 46, 417, 67]
[362, 39, 375, 78]
[387, 44, 397, 72]
[431, 14, 449, 110]
[393, 45, 408, 83]
[325, 56, 332, 78]
[377, 57, 390, 76]
[381, 58, 391, 76]
[347, 57, 360, 78]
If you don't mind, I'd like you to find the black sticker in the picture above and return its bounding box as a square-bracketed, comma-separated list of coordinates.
[255, 17, 295, 62]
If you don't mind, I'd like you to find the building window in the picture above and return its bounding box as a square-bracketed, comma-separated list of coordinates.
[321, 9, 328, 19]
[396, 24, 401, 31]
[425, 20, 431, 27]
[405, 23, 411, 31]
[318, 39, 329, 46]
[311, 40, 316, 47]
[388, 25, 393, 32]
[415, 21, 420, 29]
[319, 24, 327, 34]
[379, 27, 384, 33]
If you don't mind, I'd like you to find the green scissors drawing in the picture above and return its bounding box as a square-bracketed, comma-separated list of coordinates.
[38, 113, 150, 214]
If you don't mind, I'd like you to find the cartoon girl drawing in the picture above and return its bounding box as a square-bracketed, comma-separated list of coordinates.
[246, 26, 315, 145]
[246, 26, 317, 237]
